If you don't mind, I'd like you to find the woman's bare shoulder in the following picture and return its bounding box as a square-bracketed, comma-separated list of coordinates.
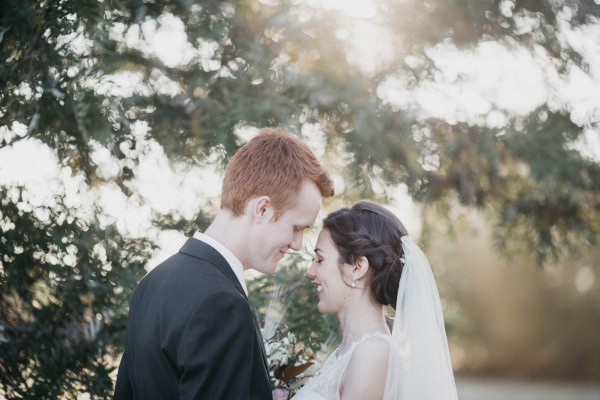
[353, 335, 390, 363]
[340, 335, 390, 400]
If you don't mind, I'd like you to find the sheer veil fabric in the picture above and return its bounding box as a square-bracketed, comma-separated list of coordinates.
[383, 236, 458, 400]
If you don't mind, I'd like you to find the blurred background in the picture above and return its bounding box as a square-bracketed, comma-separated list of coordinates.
[1, 0, 599, 398]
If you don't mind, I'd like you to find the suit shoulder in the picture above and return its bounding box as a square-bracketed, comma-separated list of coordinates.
[133, 252, 243, 307]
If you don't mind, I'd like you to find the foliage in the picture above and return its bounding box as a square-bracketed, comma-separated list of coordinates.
[2, 0, 599, 262]
[1, 0, 600, 396]
[250, 254, 339, 398]
[0, 186, 155, 398]
[249, 254, 340, 348]
[421, 113, 600, 263]
[264, 329, 315, 398]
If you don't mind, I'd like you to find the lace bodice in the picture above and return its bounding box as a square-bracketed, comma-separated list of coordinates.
[292, 333, 390, 400]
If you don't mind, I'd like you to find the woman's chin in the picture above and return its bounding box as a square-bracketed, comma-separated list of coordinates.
[317, 303, 333, 315]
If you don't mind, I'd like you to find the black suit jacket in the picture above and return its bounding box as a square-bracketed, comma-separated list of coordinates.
[113, 238, 271, 400]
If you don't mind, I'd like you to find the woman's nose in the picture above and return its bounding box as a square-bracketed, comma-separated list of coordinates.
[306, 262, 316, 279]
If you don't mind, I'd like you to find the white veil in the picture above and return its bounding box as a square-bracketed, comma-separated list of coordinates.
[383, 236, 458, 400]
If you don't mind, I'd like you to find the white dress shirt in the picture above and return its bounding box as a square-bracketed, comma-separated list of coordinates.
[192, 231, 248, 295]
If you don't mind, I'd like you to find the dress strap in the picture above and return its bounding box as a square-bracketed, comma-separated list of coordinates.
[339, 332, 391, 358]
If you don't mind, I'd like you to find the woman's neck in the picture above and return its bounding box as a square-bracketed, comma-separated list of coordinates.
[337, 298, 389, 350]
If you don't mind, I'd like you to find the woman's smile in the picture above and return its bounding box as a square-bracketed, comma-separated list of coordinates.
[315, 284, 323, 296]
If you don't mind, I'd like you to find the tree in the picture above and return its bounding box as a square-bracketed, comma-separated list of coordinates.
[1, 0, 600, 396]
[351, 0, 600, 263]
[247, 253, 340, 346]
[0, 188, 154, 398]
[3, 0, 598, 257]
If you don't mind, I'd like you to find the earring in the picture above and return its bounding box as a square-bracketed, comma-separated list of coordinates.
[352, 281, 356, 288]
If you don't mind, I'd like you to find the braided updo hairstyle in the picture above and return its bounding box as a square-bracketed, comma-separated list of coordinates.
[322, 201, 408, 310]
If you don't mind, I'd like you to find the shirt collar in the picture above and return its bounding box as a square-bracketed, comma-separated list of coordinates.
[192, 231, 248, 295]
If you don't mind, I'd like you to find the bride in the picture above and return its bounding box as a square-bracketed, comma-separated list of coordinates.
[291, 201, 458, 400]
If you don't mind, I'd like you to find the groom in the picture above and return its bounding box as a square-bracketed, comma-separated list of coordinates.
[113, 128, 334, 399]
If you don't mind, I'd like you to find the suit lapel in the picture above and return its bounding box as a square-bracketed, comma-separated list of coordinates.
[251, 307, 270, 372]
[179, 238, 270, 374]
[178, 238, 246, 297]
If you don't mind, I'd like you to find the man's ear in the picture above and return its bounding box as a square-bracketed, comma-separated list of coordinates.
[353, 256, 370, 281]
[251, 195, 274, 222]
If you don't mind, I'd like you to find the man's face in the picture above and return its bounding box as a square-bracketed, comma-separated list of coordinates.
[250, 180, 322, 274]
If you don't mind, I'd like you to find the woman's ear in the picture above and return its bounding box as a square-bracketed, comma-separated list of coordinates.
[353, 256, 370, 281]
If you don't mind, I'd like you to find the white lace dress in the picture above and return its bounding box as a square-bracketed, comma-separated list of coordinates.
[291, 333, 390, 400]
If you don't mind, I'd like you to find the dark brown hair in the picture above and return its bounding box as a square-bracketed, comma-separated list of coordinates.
[221, 127, 334, 217]
[322, 201, 408, 309]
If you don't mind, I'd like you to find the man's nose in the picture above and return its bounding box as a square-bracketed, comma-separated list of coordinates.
[290, 231, 303, 251]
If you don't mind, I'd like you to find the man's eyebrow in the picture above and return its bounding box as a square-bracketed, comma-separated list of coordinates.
[296, 224, 311, 230]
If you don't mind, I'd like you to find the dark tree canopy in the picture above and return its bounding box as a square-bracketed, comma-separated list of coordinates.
[1, 0, 600, 397]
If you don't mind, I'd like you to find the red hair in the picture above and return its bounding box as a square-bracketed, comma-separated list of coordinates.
[221, 127, 334, 217]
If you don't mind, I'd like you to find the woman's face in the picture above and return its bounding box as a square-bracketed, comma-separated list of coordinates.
[307, 229, 352, 315]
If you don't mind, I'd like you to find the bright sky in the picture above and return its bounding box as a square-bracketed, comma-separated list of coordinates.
[1, 0, 599, 268]
[375, 6, 600, 162]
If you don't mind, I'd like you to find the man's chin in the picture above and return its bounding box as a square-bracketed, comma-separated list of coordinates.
[254, 263, 278, 275]
[267, 263, 280, 274]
